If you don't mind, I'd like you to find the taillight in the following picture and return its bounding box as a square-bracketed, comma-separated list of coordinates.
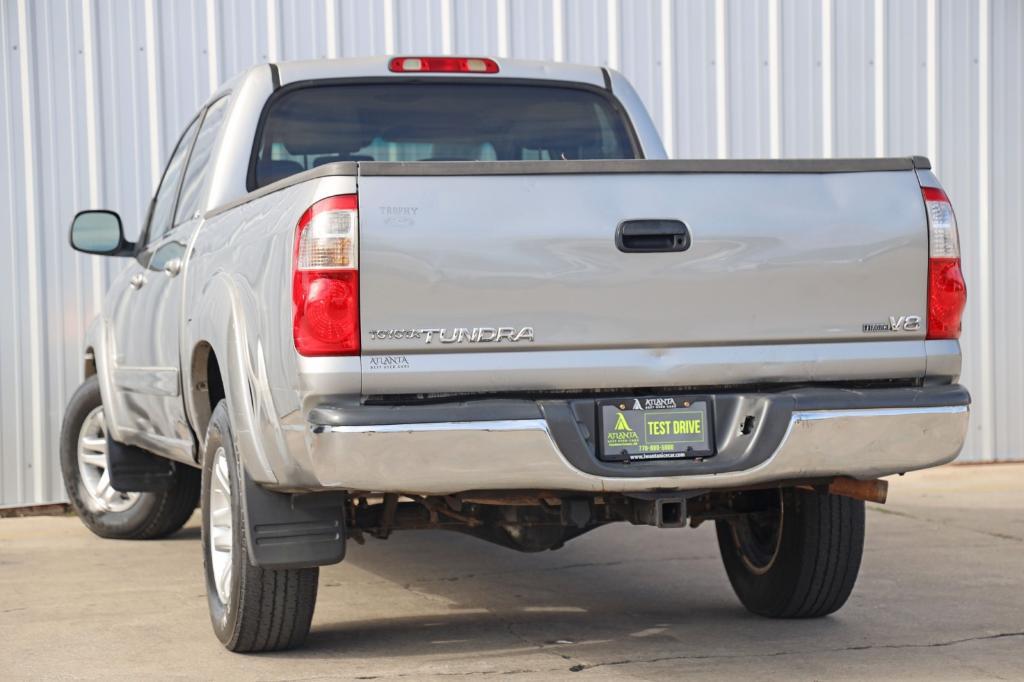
[293, 195, 359, 356]
[388, 56, 499, 74]
[923, 187, 966, 340]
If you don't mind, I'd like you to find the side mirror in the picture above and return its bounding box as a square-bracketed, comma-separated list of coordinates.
[69, 210, 135, 256]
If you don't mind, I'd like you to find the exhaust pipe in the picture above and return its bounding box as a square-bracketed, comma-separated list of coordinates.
[828, 476, 888, 504]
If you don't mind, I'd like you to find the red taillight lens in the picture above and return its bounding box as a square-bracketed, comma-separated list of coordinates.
[922, 187, 966, 340]
[293, 195, 359, 356]
[927, 258, 967, 340]
[388, 56, 499, 73]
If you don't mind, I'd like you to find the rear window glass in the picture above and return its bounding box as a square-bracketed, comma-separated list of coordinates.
[251, 82, 637, 188]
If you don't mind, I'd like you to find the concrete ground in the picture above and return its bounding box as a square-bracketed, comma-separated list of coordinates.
[1, 464, 1022, 680]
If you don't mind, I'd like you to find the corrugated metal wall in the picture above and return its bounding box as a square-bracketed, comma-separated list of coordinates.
[1, 0, 1020, 506]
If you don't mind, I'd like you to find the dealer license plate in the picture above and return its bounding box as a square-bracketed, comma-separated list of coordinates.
[598, 396, 715, 462]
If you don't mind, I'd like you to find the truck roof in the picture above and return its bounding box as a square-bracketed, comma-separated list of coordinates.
[269, 56, 609, 89]
[210, 54, 614, 114]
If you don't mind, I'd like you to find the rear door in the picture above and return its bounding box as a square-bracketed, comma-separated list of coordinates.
[140, 96, 230, 451]
[110, 97, 228, 461]
[356, 161, 929, 392]
[109, 114, 199, 460]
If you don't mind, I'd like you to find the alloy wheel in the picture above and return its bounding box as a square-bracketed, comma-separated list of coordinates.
[208, 446, 234, 604]
[76, 407, 141, 513]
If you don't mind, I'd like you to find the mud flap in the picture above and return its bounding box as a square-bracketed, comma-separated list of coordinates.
[106, 436, 178, 492]
[241, 469, 346, 569]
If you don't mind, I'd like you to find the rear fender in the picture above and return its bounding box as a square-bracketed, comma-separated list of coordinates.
[185, 273, 290, 484]
[183, 174, 358, 486]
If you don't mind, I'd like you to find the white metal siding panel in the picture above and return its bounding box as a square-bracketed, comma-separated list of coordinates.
[989, 0, 1022, 462]
[0, 0, 1019, 505]
[31, 0, 79, 505]
[780, 0, 824, 157]
[884, 0, 929, 158]
[278, 0, 329, 61]
[453, 0, 506, 56]
[726, 0, 772, 158]
[1, 0, 30, 505]
[670, 1, 717, 159]
[936, 0, 986, 461]
[832, 0, 874, 157]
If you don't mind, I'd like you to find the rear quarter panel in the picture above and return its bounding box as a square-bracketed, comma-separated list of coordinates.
[183, 174, 357, 484]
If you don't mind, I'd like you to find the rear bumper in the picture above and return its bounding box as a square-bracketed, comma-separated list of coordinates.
[304, 385, 970, 495]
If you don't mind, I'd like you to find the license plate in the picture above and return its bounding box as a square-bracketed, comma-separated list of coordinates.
[598, 396, 715, 462]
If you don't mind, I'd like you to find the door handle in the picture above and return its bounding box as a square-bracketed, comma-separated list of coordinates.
[615, 220, 691, 253]
[129, 273, 147, 290]
[163, 258, 183, 277]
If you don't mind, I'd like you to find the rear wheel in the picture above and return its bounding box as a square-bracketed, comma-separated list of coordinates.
[716, 488, 864, 618]
[201, 401, 319, 652]
[60, 376, 200, 539]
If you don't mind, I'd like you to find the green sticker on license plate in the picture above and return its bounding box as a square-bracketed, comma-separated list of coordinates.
[599, 397, 714, 461]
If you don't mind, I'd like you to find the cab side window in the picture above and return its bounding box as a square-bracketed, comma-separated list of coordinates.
[174, 97, 229, 226]
[146, 116, 201, 244]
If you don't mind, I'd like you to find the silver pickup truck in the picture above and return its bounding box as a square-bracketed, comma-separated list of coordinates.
[62, 56, 969, 652]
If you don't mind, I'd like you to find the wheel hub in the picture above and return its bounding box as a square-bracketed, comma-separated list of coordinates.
[76, 407, 140, 513]
[730, 490, 785, 575]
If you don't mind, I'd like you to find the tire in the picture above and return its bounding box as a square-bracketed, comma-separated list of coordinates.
[60, 375, 201, 539]
[715, 487, 864, 618]
[201, 401, 319, 652]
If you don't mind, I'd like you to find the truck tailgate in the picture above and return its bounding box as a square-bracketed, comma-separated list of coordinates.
[356, 160, 929, 393]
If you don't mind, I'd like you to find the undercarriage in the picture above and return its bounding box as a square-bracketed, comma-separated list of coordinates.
[344, 476, 888, 553]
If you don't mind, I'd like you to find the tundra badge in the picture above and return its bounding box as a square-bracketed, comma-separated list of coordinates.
[369, 327, 535, 344]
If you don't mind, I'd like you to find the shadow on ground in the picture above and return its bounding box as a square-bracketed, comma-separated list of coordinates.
[268, 525, 863, 665]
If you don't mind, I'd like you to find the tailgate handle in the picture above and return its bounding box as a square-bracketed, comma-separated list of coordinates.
[615, 220, 691, 253]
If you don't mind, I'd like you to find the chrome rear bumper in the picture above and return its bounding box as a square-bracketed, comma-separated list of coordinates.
[305, 401, 969, 495]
